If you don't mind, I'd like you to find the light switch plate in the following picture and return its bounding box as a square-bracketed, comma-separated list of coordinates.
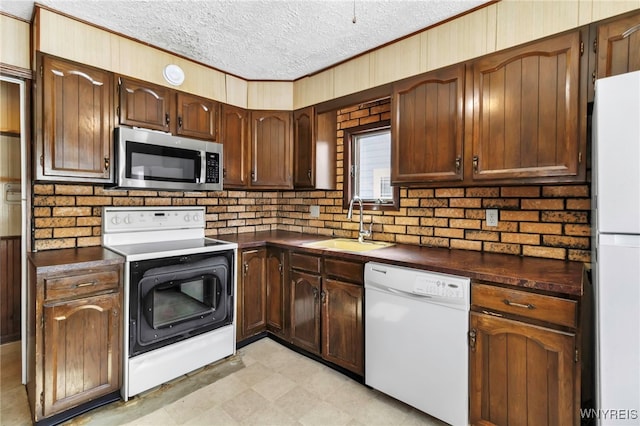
[486, 209, 498, 227]
[310, 205, 320, 218]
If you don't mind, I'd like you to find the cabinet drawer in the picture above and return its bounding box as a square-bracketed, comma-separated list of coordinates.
[472, 283, 577, 328]
[324, 258, 363, 284]
[290, 252, 321, 274]
[45, 269, 120, 301]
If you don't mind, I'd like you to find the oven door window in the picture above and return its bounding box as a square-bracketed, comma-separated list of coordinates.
[144, 274, 220, 329]
[126, 141, 201, 183]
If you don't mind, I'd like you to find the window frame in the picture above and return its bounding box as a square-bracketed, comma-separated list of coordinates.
[342, 119, 399, 212]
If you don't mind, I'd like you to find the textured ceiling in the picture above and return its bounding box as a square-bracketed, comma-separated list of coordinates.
[1, 0, 488, 80]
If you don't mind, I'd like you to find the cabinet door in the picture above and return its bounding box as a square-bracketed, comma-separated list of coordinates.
[597, 10, 640, 78]
[290, 270, 321, 355]
[240, 248, 267, 339]
[176, 92, 218, 140]
[322, 278, 363, 375]
[250, 111, 292, 189]
[469, 31, 584, 183]
[392, 64, 464, 185]
[220, 104, 249, 188]
[266, 248, 287, 337]
[39, 55, 113, 182]
[293, 107, 314, 188]
[469, 312, 577, 426]
[119, 77, 172, 132]
[42, 292, 121, 418]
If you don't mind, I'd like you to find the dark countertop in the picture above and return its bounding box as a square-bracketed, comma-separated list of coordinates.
[28, 246, 124, 274]
[221, 230, 586, 297]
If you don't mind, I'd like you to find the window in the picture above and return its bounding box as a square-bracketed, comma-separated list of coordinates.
[343, 120, 399, 211]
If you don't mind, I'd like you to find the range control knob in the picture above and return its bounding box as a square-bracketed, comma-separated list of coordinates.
[123, 214, 132, 224]
[193, 214, 200, 222]
[184, 215, 191, 222]
[111, 216, 121, 225]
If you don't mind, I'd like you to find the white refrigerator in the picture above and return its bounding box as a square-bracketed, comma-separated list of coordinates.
[593, 70, 640, 425]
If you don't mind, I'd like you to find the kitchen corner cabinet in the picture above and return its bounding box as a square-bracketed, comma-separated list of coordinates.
[250, 111, 293, 189]
[468, 30, 586, 184]
[238, 248, 267, 341]
[391, 63, 465, 185]
[26, 248, 123, 423]
[220, 104, 250, 188]
[289, 252, 364, 375]
[596, 10, 640, 79]
[469, 282, 580, 425]
[266, 247, 289, 338]
[293, 107, 337, 190]
[118, 77, 219, 140]
[36, 54, 114, 183]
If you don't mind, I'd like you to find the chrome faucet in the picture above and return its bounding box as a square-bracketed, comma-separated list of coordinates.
[347, 195, 371, 243]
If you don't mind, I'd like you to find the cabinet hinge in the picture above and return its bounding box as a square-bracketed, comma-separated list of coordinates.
[41, 314, 44, 329]
[575, 348, 579, 363]
[116, 105, 120, 118]
[350, 165, 356, 178]
[579, 151, 583, 164]
[40, 391, 44, 407]
[278, 263, 283, 274]
[39, 65, 43, 78]
[580, 41, 584, 55]
[593, 38, 597, 53]
[40, 155, 44, 167]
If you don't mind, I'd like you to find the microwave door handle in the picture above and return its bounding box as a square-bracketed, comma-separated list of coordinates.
[199, 153, 206, 184]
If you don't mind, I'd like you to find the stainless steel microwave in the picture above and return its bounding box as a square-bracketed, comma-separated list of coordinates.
[114, 126, 223, 191]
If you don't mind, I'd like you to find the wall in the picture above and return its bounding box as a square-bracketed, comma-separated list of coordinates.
[31, 99, 591, 262]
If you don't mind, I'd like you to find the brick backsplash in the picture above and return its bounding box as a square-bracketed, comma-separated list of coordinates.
[31, 99, 592, 263]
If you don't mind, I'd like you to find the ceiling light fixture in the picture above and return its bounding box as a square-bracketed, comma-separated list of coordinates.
[163, 64, 185, 86]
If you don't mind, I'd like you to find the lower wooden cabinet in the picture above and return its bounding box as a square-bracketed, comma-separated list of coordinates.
[470, 282, 580, 426]
[266, 247, 288, 338]
[322, 278, 363, 375]
[289, 251, 364, 375]
[26, 248, 123, 423]
[238, 248, 267, 341]
[290, 269, 322, 354]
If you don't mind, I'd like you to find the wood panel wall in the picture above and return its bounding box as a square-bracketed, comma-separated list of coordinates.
[1, 236, 21, 343]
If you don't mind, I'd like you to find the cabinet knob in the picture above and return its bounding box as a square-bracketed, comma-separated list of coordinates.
[251, 171, 256, 182]
[223, 168, 227, 179]
[165, 113, 170, 126]
[178, 116, 183, 128]
[104, 157, 110, 171]
[321, 290, 326, 303]
[455, 156, 461, 173]
[243, 262, 248, 275]
[472, 156, 479, 173]
[307, 169, 312, 180]
[312, 287, 319, 300]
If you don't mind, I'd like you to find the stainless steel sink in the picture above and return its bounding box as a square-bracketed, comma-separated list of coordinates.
[303, 238, 394, 253]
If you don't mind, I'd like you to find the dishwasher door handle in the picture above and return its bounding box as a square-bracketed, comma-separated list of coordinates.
[386, 286, 433, 298]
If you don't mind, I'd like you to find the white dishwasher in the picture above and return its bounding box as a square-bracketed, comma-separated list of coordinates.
[365, 262, 470, 426]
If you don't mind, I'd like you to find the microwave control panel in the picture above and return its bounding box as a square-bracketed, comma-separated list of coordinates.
[205, 152, 220, 184]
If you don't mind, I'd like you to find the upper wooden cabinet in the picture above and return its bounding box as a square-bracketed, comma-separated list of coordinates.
[293, 107, 314, 188]
[467, 30, 586, 184]
[597, 10, 640, 79]
[391, 64, 465, 185]
[294, 107, 337, 190]
[118, 77, 219, 141]
[175, 92, 218, 140]
[250, 110, 293, 189]
[36, 54, 114, 183]
[220, 104, 250, 188]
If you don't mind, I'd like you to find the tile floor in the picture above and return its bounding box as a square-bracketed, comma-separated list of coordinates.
[0, 338, 447, 425]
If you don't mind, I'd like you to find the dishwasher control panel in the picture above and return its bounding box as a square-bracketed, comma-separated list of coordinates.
[413, 276, 464, 299]
[365, 262, 470, 308]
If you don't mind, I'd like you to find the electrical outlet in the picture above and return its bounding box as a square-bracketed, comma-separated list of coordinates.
[309, 205, 320, 218]
[486, 209, 499, 227]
